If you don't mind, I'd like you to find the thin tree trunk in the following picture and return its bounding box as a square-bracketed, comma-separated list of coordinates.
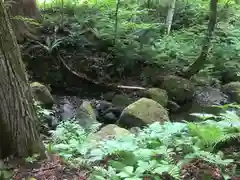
[182, 0, 217, 79]
[166, 0, 176, 35]
[0, 0, 44, 158]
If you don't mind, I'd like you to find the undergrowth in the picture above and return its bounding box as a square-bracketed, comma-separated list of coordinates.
[43, 104, 240, 179]
[36, 0, 240, 78]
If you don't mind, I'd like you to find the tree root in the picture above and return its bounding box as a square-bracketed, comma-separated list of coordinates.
[56, 53, 146, 91]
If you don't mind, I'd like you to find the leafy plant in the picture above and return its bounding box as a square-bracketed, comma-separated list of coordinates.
[37, 0, 240, 74]
[44, 104, 239, 179]
[25, 154, 40, 164]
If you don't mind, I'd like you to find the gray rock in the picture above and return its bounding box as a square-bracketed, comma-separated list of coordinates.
[59, 99, 75, 121]
[92, 100, 122, 124]
[75, 101, 98, 129]
[193, 87, 229, 107]
[190, 87, 230, 116]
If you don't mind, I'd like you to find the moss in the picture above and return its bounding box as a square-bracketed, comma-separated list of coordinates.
[95, 124, 130, 138]
[161, 75, 194, 104]
[142, 88, 168, 107]
[30, 82, 54, 108]
[119, 98, 169, 128]
[86, 124, 130, 144]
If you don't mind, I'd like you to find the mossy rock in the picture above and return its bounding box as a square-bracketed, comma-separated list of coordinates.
[191, 76, 212, 86]
[30, 82, 54, 108]
[191, 75, 221, 88]
[112, 94, 134, 107]
[86, 124, 130, 144]
[161, 75, 194, 104]
[222, 82, 240, 103]
[142, 88, 168, 107]
[94, 124, 130, 140]
[75, 101, 98, 129]
[118, 98, 169, 128]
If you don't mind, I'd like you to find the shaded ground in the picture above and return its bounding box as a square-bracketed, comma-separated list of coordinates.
[10, 154, 89, 180]
[8, 150, 240, 180]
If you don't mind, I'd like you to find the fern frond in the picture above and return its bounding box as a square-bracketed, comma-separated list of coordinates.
[214, 133, 240, 147]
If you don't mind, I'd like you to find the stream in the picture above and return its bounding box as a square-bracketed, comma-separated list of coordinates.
[47, 85, 231, 131]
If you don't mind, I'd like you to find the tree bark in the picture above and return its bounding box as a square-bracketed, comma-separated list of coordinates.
[182, 0, 218, 79]
[6, 0, 41, 42]
[0, 0, 44, 158]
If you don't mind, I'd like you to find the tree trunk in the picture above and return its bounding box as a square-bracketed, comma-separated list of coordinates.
[182, 0, 217, 79]
[0, 0, 44, 158]
[6, 0, 41, 42]
[166, 0, 176, 35]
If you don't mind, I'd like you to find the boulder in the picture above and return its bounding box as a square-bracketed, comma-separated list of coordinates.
[94, 100, 113, 115]
[93, 100, 120, 123]
[222, 82, 240, 103]
[53, 96, 82, 121]
[112, 94, 134, 107]
[85, 124, 130, 146]
[188, 87, 230, 120]
[30, 82, 54, 108]
[142, 88, 168, 107]
[118, 98, 169, 128]
[190, 74, 221, 88]
[75, 100, 98, 129]
[91, 124, 130, 142]
[193, 87, 229, 107]
[161, 75, 194, 104]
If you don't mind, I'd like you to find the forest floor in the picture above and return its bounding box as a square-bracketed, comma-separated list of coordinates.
[7, 145, 240, 180]
[11, 154, 88, 180]
[15, 21, 240, 180]
[11, 159, 240, 180]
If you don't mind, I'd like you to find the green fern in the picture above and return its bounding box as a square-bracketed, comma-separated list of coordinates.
[187, 122, 224, 151]
[184, 147, 234, 166]
[215, 133, 240, 147]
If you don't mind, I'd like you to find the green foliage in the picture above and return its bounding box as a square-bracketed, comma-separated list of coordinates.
[188, 107, 240, 151]
[45, 107, 239, 179]
[25, 154, 40, 164]
[49, 121, 90, 159]
[34, 101, 53, 120]
[87, 119, 236, 179]
[36, 0, 240, 74]
[33, 91, 239, 179]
